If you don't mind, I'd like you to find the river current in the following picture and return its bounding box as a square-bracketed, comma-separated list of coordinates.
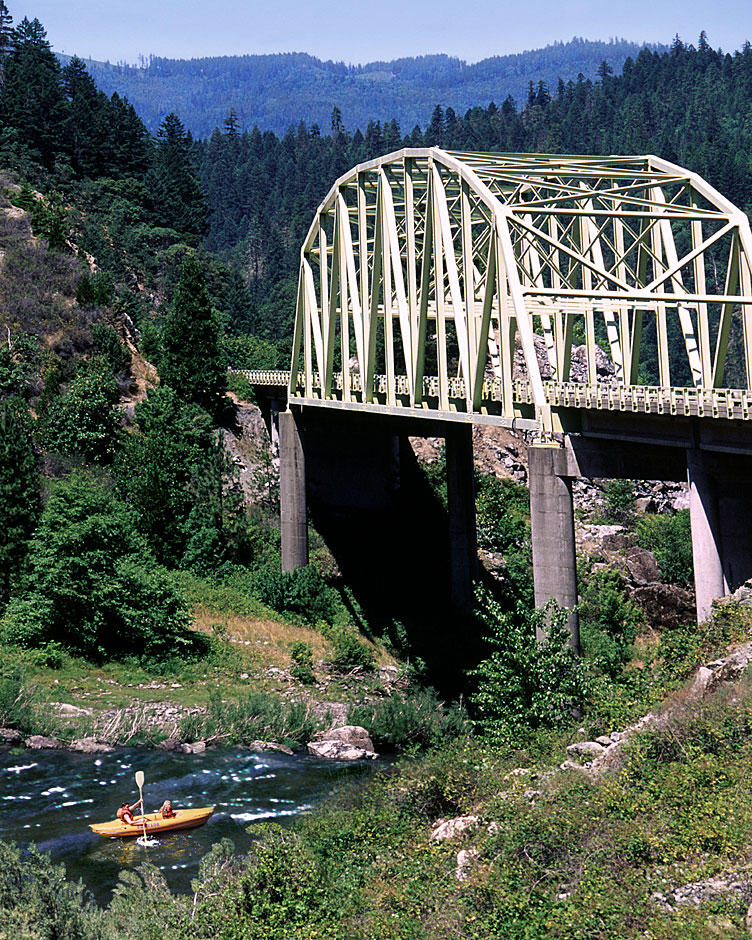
[0, 745, 370, 905]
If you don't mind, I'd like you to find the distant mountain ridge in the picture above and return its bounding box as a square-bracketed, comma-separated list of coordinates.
[66, 37, 668, 138]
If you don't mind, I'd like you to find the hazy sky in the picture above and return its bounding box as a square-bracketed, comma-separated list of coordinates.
[9, 0, 752, 64]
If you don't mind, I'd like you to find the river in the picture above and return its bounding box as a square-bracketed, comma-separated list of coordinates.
[0, 745, 373, 906]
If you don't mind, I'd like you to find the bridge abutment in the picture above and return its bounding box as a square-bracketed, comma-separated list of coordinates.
[687, 449, 725, 622]
[528, 445, 581, 651]
[279, 410, 308, 572]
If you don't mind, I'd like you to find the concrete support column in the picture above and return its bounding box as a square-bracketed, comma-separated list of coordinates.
[687, 449, 725, 622]
[279, 410, 308, 572]
[528, 445, 580, 651]
[445, 425, 478, 611]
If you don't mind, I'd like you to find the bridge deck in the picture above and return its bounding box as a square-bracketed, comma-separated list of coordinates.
[239, 371, 752, 424]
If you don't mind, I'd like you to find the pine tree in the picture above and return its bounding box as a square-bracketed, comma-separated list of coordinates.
[150, 113, 209, 237]
[159, 256, 227, 420]
[0, 397, 40, 606]
[0, 18, 67, 169]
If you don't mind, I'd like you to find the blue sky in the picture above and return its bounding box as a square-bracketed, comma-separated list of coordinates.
[10, 0, 752, 65]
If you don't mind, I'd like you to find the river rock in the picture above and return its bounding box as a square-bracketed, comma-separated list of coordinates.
[430, 815, 479, 842]
[311, 725, 375, 751]
[24, 735, 64, 750]
[0, 728, 21, 744]
[181, 741, 206, 754]
[158, 737, 184, 752]
[249, 740, 295, 755]
[565, 741, 605, 762]
[69, 737, 114, 753]
[52, 702, 94, 717]
[307, 739, 377, 760]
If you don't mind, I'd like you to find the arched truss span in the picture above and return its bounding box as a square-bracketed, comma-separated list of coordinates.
[289, 148, 752, 433]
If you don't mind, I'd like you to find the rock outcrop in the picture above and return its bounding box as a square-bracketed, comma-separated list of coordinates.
[307, 725, 377, 760]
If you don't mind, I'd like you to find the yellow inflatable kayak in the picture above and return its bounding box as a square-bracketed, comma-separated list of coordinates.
[89, 806, 215, 838]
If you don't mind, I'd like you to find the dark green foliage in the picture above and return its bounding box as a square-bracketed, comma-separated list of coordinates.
[326, 624, 375, 673]
[0, 397, 40, 606]
[602, 478, 636, 523]
[635, 510, 693, 586]
[222, 333, 278, 370]
[350, 687, 469, 750]
[180, 438, 256, 575]
[0, 332, 37, 400]
[149, 113, 209, 237]
[42, 356, 120, 462]
[0, 18, 67, 170]
[580, 568, 643, 677]
[470, 592, 592, 744]
[253, 564, 335, 624]
[0, 842, 100, 940]
[475, 473, 533, 604]
[159, 256, 227, 420]
[91, 322, 130, 375]
[0, 471, 201, 660]
[77, 272, 114, 309]
[289, 640, 316, 684]
[116, 386, 214, 562]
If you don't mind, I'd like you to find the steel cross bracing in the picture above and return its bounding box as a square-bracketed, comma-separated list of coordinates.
[279, 148, 752, 435]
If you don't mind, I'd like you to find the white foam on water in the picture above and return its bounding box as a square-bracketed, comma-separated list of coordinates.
[95, 759, 103, 766]
[230, 807, 308, 822]
[42, 786, 66, 796]
[136, 836, 160, 847]
[61, 799, 94, 807]
[2, 795, 31, 801]
[4, 763, 38, 774]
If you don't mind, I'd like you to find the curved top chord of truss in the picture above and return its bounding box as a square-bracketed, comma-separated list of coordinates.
[289, 148, 752, 433]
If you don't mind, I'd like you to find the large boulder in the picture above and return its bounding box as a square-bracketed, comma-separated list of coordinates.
[632, 584, 696, 629]
[0, 728, 21, 744]
[624, 546, 662, 585]
[24, 735, 63, 750]
[430, 815, 479, 842]
[308, 725, 377, 760]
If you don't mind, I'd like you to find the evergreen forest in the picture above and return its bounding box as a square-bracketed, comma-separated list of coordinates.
[3, 4, 752, 936]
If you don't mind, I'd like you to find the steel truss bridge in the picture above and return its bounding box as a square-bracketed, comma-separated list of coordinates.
[244, 148, 752, 435]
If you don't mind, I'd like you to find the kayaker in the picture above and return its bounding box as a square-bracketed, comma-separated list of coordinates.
[116, 799, 144, 825]
[158, 800, 176, 819]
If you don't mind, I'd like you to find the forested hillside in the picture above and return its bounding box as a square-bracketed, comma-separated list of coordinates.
[76, 38, 663, 138]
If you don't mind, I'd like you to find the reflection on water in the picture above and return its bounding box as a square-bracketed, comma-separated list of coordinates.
[0, 746, 370, 905]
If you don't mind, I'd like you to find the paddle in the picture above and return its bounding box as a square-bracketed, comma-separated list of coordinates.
[135, 770, 147, 842]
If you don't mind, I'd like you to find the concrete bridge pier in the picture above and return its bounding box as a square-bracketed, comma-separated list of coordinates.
[687, 449, 725, 622]
[279, 409, 308, 572]
[528, 445, 580, 652]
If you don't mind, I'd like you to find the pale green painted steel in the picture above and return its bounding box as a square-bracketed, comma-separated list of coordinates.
[278, 149, 752, 434]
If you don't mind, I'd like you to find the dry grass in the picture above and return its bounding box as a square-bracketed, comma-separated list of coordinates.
[192, 605, 330, 668]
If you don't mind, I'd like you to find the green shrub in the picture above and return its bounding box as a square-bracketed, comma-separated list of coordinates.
[602, 478, 635, 523]
[0, 666, 38, 733]
[349, 687, 469, 751]
[327, 624, 375, 672]
[253, 564, 335, 624]
[580, 568, 643, 677]
[0, 472, 205, 661]
[635, 510, 693, 586]
[42, 356, 120, 462]
[91, 321, 130, 374]
[226, 372, 256, 401]
[470, 591, 592, 744]
[475, 473, 533, 604]
[77, 271, 114, 309]
[289, 641, 316, 684]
